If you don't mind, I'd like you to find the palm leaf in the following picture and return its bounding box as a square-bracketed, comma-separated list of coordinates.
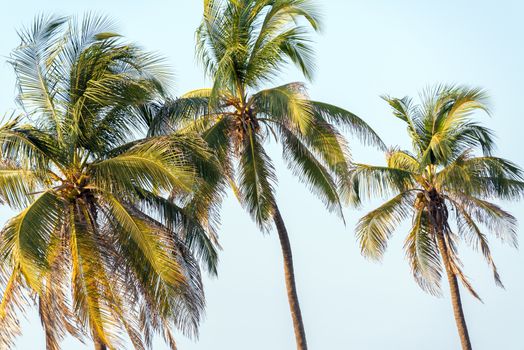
[0, 191, 64, 290]
[279, 125, 343, 216]
[252, 82, 313, 134]
[356, 191, 414, 260]
[447, 193, 518, 247]
[348, 164, 416, 205]
[90, 141, 195, 195]
[0, 166, 39, 210]
[237, 129, 276, 229]
[310, 101, 385, 149]
[404, 209, 442, 295]
[450, 200, 503, 287]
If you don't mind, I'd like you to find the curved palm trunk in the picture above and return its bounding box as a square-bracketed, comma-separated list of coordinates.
[436, 232, 473, 350]
[273, 204, 308, 350]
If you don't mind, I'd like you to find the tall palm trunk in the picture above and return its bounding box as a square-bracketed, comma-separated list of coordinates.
[436, 232, 473, 350]
[273, 203, 308, 350]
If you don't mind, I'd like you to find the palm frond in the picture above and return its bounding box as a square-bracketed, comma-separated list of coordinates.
[439, 154, 524, 200]
[0, 191, 64, 290]
[0, 118, 63, 171]
[252, 82, 313, 134]
[356, 191, 414, 260]
[446, 193, 518, 247]
[348, 164, 416, 205]
[197, 0, 320, 90]
[69, 203, 118, 348]
[0, 268, 26, 349]
[386, 149, 420, 173]
[133, 190, 220, 276]
[0, 165, 39, 210]
[443, 231, 482, 301]
[381, 95, 422, 150]
[106, 206, 205, 339]
[102, 193, 186, 286]
[90, 140, 196, 195]
[10, 15, 68, 140]
[237, 130, 276, 230]
[310, 101, 385, 149]
[279, 125, 343, 216]
[450, 200, 503, 288]
[404, 209, 442, 295]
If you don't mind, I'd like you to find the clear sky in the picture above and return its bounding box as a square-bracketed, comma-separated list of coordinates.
[1, 1, 523, 349]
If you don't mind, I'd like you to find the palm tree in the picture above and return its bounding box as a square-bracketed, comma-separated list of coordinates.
[151, 1, 384, 348]
[350, 85, 524, 350]
[0, 15, 219, 350]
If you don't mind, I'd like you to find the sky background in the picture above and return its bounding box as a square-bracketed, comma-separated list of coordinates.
[1, 0, 523, 349]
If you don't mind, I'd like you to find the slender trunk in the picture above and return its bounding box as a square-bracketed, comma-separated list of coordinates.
[436, 232, 473, 350]
[93, 335, 107, 350]
[273, 203, 308, 350]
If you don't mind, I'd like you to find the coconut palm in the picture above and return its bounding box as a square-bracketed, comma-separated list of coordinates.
[0, 15, 219, 350]
[351, 85, 524, 350]
[150, 1, 384, 348]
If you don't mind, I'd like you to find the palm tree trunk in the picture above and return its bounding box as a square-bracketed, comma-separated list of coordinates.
[436, 232, 473, 350]
[273, 203, 308, 350]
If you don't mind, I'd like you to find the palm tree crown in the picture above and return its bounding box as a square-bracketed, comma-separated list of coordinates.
[0, 15, 216, 350]
[155, 0, 384, 228]
[351, 85, 524, 349]
[150, 1, 384, 349]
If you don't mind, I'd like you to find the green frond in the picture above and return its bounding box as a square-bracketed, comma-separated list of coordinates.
[450, 200, 503, 288]
[199, 115, 234, 163]
[356, 192, 414, 260]
[197, 0, 320, 89]
[279, 125, 343, 216]
[298, 114, 351, 176]
[247, 26, 316, 84]
[66, 42, 169, 150]
[104, 207, 205, 339]
[11, 13, 168, 158]
[0, 268, 25, 349]
[455, 122, 495, 157]
[69, 203, 117, 348]
[0, 165, 39, 210]
[386, 149, 420, 173]
[0, 191, 64, 290]
[442, 232, 482, 301]
[381, 95, 422, 149]
[404, 209, 442, 295]
[434, 86, 490, 132]
[149, 95, 232, 137]
[135, 190, 220, 275]
[102, 193, 186, 286]
[447, 193, 518, 247]
[238, 130, 276, 229]
[247, 0, 321, 82]
[416, 86, 493, 166]
[348, 164, 416, 205]
[439, 154, 524, 200]
[0, 119, 63, 171]
[90, 141, 196, 195]
[10, 15, 68, 141]
[310, 101, 385, 150]
[252, 82, 313, 133]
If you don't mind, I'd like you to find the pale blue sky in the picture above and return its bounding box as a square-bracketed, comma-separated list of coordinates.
[1, 1, 523, 349]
